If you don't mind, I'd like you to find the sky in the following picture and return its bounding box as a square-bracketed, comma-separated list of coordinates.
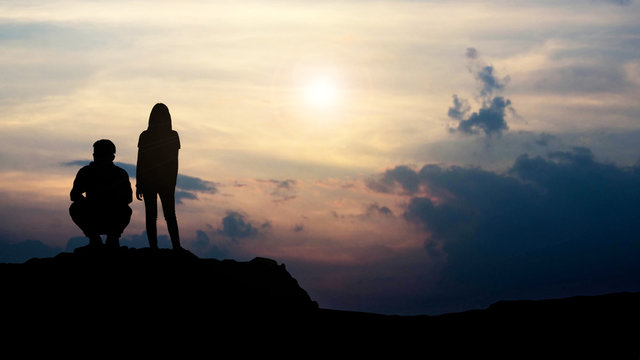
[1, 0, 640, 316]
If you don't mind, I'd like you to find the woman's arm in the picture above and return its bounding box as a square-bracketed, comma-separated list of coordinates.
[135, 132, 145, 200]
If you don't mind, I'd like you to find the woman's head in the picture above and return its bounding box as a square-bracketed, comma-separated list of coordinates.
[148, 103, 172, 131]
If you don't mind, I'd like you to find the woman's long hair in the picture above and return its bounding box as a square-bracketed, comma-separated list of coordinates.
[148, 103, 172, 132]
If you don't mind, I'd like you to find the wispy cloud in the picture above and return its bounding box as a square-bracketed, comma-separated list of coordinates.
[254, 179, 298, 202]
[602, 0, 633, 5]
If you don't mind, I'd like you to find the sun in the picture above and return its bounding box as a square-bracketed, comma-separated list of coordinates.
[303, 76, 340, 109]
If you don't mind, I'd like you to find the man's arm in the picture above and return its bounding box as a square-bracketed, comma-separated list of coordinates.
[125, 177, 133, 204]
[135, 132, 147, 200]
[120, 169, 133, 205]
[70, 168, 86, 202]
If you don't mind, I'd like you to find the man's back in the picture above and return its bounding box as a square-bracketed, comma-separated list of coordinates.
[71, 162, 132, 207]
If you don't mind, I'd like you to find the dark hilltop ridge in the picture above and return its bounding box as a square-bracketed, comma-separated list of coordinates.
[1, 246, 318, 319]
[2, 247, 639, 358]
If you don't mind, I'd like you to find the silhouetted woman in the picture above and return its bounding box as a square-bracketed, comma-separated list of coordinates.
[136, 103, 182, 250]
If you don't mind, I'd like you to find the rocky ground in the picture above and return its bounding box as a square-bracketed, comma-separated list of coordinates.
[1, 247, 638, 358]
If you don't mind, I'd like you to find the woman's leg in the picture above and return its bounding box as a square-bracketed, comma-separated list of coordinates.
[143, 191, 159, 249]
[159, 189, 181, 249]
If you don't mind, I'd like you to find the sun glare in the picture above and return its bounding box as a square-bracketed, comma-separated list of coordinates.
[303, 76, 340, 109]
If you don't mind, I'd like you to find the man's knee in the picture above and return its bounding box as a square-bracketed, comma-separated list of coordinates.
[113, 206, 132, 234]
[123, 205, 132, 221]
[70, 201, 98, 237]
[69, 201, 90, 228]
[69, 201, 84, 219]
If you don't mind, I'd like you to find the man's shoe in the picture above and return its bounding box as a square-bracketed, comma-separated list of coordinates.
[89, 235, 103, 248]
[105, 236, 120, 249]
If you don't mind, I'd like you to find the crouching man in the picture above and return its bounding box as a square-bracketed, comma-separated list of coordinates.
[69, 139, 132, 248]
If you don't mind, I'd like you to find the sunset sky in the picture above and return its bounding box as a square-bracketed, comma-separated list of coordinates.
[1, 0, 640, 315]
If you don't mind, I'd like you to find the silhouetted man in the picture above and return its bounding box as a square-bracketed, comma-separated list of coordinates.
[69, 139, 133, 248]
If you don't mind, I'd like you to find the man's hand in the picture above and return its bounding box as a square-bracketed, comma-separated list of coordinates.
[70, 192, 86, 202]
[136, 188, 143, 201]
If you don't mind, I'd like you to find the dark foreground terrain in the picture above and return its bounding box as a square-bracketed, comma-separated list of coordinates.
[1, 247, 639, 358]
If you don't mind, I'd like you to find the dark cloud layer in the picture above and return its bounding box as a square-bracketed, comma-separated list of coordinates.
[62, 160, 217, 202]
[370, 147, 640, 302]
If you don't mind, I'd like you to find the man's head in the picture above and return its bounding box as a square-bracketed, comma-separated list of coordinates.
[93, 139, 116, 164]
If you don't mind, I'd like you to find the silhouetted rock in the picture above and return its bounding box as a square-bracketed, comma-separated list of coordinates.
[313, 292, 640, 358]
[1, 247, 317, 325]
[1, 248, 638, 358]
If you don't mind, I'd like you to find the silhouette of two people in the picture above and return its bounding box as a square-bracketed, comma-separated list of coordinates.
[69, 103, 182, 250]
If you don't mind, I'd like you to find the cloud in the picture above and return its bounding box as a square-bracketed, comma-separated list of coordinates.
[176, 174, 218, 194]
[65, 231, 172, 250]
[527, 65, 628, 94]
[370, 148, 640, 301]
[453, 96, 511, 136]
[190, 228, 230, 259]
[271, 179, 297, 202]
[448, 49, 514, 137]
[65, 236, 91, 251]
[255, 179, 298, 202]
[331, 202, 395, 221]
[465, 47, 478, 60]
[365, 165, 420, 194]
[61, 160, 217, 202]
[532, 132, 558, 147]
[602, 0, 633, 5]
[447, 94, 470, 121]
[0, 239, 61, 263]
[175, 190, 198, 204]
[365, 203, 394, 217]
[195, 229, 210, 247]
[217, 211, 259, 241]
[0, 22, 105, 105]
[120, 232, 168, 249]
[476, 65, 508, 97]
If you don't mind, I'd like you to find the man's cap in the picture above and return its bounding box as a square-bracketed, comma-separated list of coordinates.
[93, 139, 116, 155]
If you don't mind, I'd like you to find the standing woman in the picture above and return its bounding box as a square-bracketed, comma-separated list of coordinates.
[136, 103, 182, 250]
